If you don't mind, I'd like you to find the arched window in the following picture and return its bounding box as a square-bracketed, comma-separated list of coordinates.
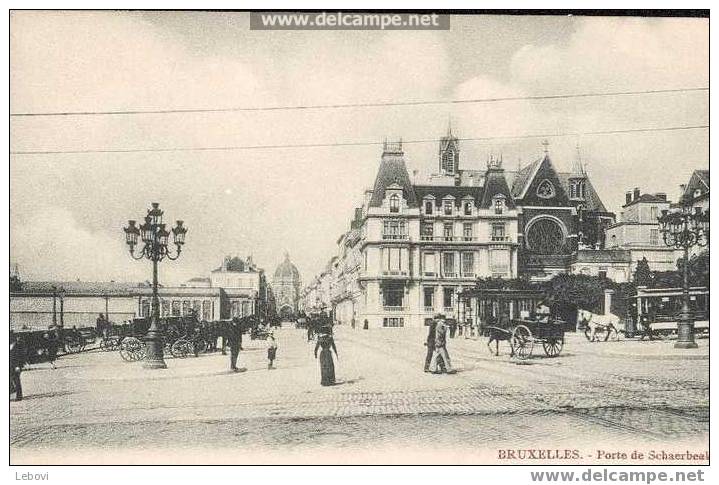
[389, 194, 400, 213]
[442, 150, 455, 173]
[526, 217, 566, 254]
[494, 198, 504, 215]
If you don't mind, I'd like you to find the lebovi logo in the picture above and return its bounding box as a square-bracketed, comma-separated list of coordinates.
[15, 472, 49, 481]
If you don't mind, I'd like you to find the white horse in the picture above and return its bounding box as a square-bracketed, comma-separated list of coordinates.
[577, 309, 621, 342]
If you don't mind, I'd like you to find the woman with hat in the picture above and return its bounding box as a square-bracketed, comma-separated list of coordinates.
[314, 326, 338, 386]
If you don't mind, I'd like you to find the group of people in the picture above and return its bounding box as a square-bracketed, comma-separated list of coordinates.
[225, 316, 279, 372]
[424, 314, 457, 374]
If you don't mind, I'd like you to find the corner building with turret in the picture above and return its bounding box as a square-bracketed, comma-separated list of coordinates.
[304, 129, 614, 329]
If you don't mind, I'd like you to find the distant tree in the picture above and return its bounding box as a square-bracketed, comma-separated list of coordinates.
[633, 257, 652, 286]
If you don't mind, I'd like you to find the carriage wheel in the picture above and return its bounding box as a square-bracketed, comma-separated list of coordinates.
[511, 325, 533, 360]
[605, 325, 619, 342]
[171, 339, 190, 358]
[543, 337, 564, 357]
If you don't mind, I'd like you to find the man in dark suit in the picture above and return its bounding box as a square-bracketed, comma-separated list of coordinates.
[10, 331, 24, 401]
[228, 318, 242, 372]
[423, 320, 437, 372]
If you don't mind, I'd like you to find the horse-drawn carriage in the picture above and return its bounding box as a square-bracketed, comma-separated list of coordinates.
[486, 316, 566, 360]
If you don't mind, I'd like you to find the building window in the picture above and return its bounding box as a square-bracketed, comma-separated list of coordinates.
[423, 287, 435, 310]
[383, 317, 404, 328]
[382, 247, 403, 273]
[650, 228, 659, 246]
[442, 252, 456, 277]
[443, 287, 454, 309]
[463, 223, 473, 241]
[161, 300, 170, 317]
[443, 223, 454, 241]
[490, 249, 509, 275]
[383, 220, 407, 240]
[443, 199, 453, 216]
[537, 179, 556, 199]
[421, 223, 434, 241]
[182, 300, 191, 316]
[650, 206, 659, 221]
[202, 300, 212, 320]
[389, 194, 400, 213]
[171, 300, 181, 316]
[491, 223, 506, 242]
[141, 300, 151, 318]
[424, 200, 434, 215]
[463, 200, 473, 216]
[232, 301, 240, 317]
[423, 252, 436, 276]
[442, 150, 455, 174]
[382, 285, 404, 308]
[461, 252, 475, 277]
[192, 300, 201, 316]
[694, 188, 702, 199]
[494, 198, 504, 214]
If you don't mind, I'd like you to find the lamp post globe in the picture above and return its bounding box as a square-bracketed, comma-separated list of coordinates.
[123, 203, 188, 369]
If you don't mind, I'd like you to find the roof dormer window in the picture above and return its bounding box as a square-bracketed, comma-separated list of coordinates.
[389, 194, 400, 213]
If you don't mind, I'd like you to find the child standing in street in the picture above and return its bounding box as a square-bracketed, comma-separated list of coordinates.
[267, 333, 278, 369]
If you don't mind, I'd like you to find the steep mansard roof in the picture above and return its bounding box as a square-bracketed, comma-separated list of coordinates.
[368, 157, 418, 208]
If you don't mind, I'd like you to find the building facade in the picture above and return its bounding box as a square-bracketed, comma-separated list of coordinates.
[272, 253, 301, 319]
[303, 131, 613, 329]
[10, 255, 265, 331]
[605, 188, 678, 273]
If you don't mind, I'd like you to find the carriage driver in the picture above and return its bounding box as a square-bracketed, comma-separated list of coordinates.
[534, 301, 552, 322]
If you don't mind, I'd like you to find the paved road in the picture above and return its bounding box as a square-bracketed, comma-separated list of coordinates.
[10, 326, 708, 464]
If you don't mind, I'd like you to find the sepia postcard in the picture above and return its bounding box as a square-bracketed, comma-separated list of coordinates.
[8, 8, 710, 470]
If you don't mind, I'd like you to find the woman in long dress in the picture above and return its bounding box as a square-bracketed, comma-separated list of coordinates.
[314, 331, 338, 386]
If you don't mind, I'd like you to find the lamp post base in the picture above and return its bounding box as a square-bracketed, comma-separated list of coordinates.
[143, 358, 168, 369]
[674, 319, 698, 349]
[143, 331, 167, 369]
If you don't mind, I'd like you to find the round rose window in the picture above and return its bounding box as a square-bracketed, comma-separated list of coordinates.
[526, 218, 565, 255]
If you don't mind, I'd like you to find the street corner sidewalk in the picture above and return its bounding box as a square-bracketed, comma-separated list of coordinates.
[574, 335, 709, 360]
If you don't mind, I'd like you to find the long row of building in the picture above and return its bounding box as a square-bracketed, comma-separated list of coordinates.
[10, 254, 305, 332]
[300, 129, 708, 329]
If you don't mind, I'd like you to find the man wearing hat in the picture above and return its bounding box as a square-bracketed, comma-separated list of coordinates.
[429, 314, 455, 374]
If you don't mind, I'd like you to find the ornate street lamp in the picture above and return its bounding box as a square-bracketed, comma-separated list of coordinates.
[657, 202, 709, 349]
[124, 203, 187, 368]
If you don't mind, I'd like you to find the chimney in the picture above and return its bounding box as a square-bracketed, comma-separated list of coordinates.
[655, 193, 667, 201]
[625, 191, 632, 205]
[633, 187, 640, 201]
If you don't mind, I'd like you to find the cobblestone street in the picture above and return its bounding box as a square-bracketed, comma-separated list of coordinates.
[10, 326, 709, 464]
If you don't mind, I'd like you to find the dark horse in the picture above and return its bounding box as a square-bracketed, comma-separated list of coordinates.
[485, 326, 515, 357]
[484, 313, 515, 357]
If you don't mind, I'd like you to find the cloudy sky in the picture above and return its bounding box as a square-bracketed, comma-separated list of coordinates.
[10, 12, 708, 285]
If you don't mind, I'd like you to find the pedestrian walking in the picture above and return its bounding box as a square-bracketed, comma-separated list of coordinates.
[10, 332, 24, 401]
[314, 328, 338, 386]
[363, 319, 369, 330]
[423, 320, 437, 372]
[228, 318, 243, 372]
[267, 333, 278, 369]
[429, 314, 455, 374]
